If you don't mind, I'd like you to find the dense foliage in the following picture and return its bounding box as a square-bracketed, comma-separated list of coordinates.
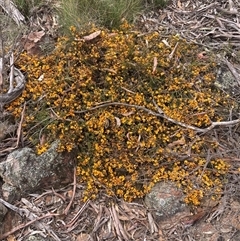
[9, 22, 233, 204]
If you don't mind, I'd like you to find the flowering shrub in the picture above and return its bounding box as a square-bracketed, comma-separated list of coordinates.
[10, 22, 233, 204]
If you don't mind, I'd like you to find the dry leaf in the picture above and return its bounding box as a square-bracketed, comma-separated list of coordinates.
[76, 233, 92, 241]
[148, 212, 158, 234]
[7, 235, 17, 241]
[137, 134, 141, 143]
[40, 134, 46, 146]
[102, 68, 117, 74]
[21, 40, 42, 55]
[115, 116, 121, 127]
[153, 57, 158, 73]
[104, 118, 110, 128]
[197, 52, 208, 60]
[107, 33, 117, 38]
[83, 30, 101, 41]
[23, 40, 35, 51]
[167, 136, 185, 148]
[38, 74, 45, 81]
[67, 190, 73, 198]
[45, 195, 62, 206]
[158, 228, 165, 241]
[21, 31, 45, 55]
[177, 0, 182, 9]
[162, 39, 170, 47]
[27, 31, 45, 42]
[0, 71, 2, 87]
[121, 110, 135, 116]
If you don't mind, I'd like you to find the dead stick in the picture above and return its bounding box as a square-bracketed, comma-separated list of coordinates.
[75, 102, 240, 133]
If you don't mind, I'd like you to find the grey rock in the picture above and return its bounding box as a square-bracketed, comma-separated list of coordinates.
[232, 231, 240, 241]
[145, 181, 187, 219]
[0, 141, 73, 202]
[215, 67, 239, 96]
[0, 121, 16, 141]
[1, 183, 18, 203]
[0, 112, 17, 142]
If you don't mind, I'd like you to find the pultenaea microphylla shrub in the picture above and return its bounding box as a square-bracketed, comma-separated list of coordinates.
[9, 22, 233, 204]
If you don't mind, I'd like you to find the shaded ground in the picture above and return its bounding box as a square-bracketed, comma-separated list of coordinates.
[1, 0, 240, 240]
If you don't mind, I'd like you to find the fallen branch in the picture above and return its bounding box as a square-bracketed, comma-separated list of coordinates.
[74, 101, 240, 133]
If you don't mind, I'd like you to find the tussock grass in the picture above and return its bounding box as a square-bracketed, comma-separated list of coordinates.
[14, 0, 43, 17]
[57, 0, 169, 34]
